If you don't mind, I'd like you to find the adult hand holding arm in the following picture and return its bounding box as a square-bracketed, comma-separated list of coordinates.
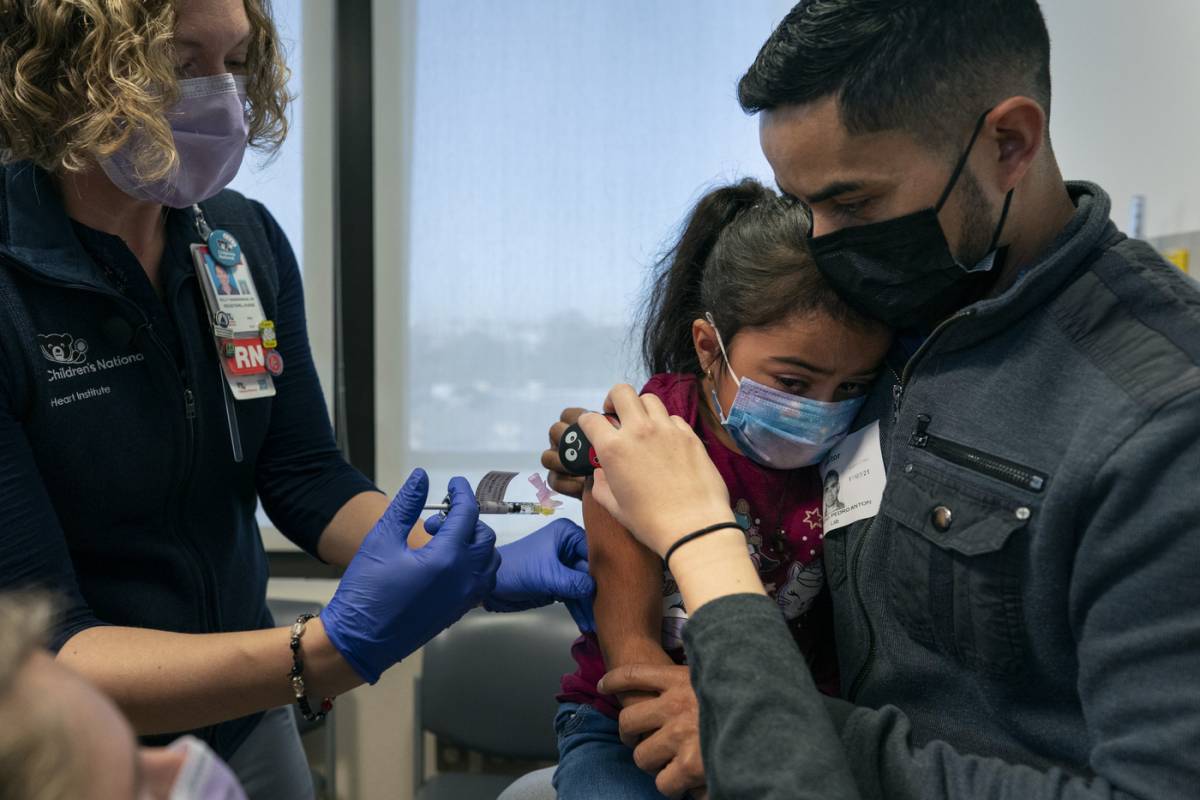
[580, 384, 861, 800]
[599, 663, 706, 799]
[577, 384, 762, 611]
[579, 417, 709, 797]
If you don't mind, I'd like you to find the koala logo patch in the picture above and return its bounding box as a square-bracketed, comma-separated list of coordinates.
[38, 333, 89, 365]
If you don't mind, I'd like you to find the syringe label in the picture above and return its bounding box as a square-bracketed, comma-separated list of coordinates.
[475, 470, 518, 504]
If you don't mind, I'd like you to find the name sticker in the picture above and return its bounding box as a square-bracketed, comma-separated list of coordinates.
[820, 421, 886, 533]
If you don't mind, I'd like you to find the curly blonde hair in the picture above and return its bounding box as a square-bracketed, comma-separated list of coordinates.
[0, 0, 292, 181]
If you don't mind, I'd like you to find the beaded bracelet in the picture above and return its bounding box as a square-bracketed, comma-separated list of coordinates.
[289, 614, 334, 722]
[662, 521, 746, 571]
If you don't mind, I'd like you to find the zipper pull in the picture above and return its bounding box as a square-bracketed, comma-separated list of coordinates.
[184, 388, 197, 420]
[909, 414, 931, 447]
[892, 382, 904, 421]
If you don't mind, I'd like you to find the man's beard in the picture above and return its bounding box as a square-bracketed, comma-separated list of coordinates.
[954, 168, 1002, 269]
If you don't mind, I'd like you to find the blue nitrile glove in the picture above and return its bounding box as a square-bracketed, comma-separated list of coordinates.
[320, 470, 501, 684]
[428, 516, 596, 632]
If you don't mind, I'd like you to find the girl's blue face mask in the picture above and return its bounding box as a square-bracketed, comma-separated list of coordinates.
[706, 313, 865, 470]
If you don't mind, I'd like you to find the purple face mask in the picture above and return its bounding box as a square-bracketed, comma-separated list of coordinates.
[101, 73, 249, 209]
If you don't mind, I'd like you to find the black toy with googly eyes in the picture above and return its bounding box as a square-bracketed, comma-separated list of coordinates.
[557, 414, 619, 477]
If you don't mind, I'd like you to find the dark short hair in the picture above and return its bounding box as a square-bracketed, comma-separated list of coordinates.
[738, 0, 1052, 149]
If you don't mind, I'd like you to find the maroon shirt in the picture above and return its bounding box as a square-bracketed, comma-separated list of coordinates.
[558, 373, 839, 718]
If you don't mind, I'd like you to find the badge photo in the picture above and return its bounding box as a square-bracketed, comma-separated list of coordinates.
[189, 243, 268, 335]
[209, 256, 247, 298]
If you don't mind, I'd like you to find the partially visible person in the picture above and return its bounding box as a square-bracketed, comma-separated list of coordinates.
[553, 180, 890, 800]
[0, 592, 245, 800]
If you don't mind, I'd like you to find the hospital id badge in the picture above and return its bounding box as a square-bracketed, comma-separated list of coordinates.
[190, 243, 276, 400]
[820, 421, 886, 533]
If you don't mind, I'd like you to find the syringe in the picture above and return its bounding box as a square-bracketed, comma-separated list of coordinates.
[422, 500, 554, 515]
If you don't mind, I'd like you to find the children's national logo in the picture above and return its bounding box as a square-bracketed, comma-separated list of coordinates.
[38, 331, 146, 390]
[38, 333, 88, 365]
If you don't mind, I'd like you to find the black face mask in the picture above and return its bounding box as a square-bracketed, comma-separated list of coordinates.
[807, 110, 1014, 330]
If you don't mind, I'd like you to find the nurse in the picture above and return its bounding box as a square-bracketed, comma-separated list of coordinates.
[0, 1, 593, 798]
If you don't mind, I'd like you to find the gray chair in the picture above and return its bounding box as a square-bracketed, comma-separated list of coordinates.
[413, 604, 580, 800]
[267, 597, 337, 800]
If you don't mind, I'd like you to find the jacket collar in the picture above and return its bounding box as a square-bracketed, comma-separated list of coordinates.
[0, 161, 120, 290]
[937, 181, 1125, 354]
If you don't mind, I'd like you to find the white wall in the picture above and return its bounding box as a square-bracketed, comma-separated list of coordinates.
[1043, 0, 1200, 238]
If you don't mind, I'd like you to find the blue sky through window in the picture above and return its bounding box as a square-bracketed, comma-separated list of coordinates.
[407, 0, 789, 455]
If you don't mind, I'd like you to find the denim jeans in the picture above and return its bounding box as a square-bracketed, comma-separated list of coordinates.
[552, 702, 669, 800]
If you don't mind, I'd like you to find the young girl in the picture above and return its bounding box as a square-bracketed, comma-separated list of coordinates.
[552, 179, 892, 799]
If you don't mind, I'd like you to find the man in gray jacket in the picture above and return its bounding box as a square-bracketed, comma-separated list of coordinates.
[537, 1, 1200, 798]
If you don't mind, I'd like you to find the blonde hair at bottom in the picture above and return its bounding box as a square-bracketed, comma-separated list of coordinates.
[0, 593, 81, 800]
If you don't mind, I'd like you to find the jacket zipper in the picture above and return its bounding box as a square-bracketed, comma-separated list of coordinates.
[167, 271, 219, 633]
[910, 414, 1046, 492]
[848, 311, 974, 702]
[143, 321, 216, 633]
[1, 255, 217, 633]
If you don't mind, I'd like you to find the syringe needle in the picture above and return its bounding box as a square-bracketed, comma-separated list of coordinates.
[421, 501, 556, 515]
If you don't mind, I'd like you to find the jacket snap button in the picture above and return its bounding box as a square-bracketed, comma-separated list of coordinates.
[931, 505, 953, 531]
[1015, 506, 1031, 521]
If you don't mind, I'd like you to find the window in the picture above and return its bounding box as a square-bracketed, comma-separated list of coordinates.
[228, 0, 336, 404]
[228, 0, 303, 271]
[378, 1, 793, 539]
[229, 1, 339, 539]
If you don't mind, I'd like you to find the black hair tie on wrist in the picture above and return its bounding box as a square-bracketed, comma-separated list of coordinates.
[663, 521, 745, 571]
